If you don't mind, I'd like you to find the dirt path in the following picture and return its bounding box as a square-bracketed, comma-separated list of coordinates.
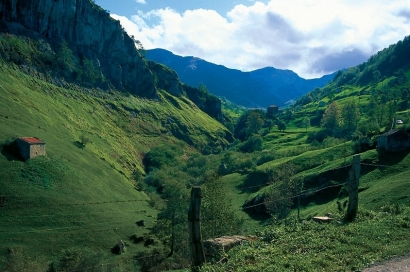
[361, 254, 410, 271]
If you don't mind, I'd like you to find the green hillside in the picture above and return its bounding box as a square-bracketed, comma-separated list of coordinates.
[1, 9, 410, 270]
[196, 37, 410, 271]
[0, 60, 230, 271]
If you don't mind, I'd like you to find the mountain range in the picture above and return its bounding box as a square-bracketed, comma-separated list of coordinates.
[146, 48, 336, 108]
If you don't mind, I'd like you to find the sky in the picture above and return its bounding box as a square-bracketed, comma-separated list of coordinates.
[94, 0, 410, 79]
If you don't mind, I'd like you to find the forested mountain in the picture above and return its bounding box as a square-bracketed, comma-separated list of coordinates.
[295, 35, 410, 106]
[146, 48, 335, 108]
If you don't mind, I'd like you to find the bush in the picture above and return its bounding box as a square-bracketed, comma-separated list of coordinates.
[79, 134, 90, 148]
[257, 151, 277, 165]
[143, 144, 183, 171]
[239, 135, 263, 153]
[307, 130, 329, 143]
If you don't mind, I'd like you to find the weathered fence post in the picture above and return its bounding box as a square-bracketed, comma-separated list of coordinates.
[188, 187, 206, 268]
[346, 154, 360, 222]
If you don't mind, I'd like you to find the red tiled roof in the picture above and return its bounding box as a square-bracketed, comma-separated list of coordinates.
[19, 137, 45, 144]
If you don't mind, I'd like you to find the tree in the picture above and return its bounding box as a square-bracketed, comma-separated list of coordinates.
[264, 163, 298, 219]
[366, 95, 377, 118]
[55, 40, 76, 73]
[239, 135, 263, 153]
[79, 134, 90, 148]
[246, 111, 264, 136]
[130, 36, 146, 58]
[278, 121, 286, 132]
[301, 116, 310, 133]
[387, 100, 398, 128]
[374, 103, 387, 127]
[284, 109, 293, 121]
[82, 58, 99, 83]
[234, 110, 265, 140]
[265, 119, 274, 131]
[152, 182, 190, 262]
[321, 102, 341, 136]
[341, 99, 360, 133]
[372, 70, 381, 82]
[201, 172, 243, 239]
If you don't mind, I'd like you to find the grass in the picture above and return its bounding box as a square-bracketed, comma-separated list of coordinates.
[1, 36, 410, 271]
[0, 62, 229, 270]
[201, 205, 410, 272]
[203, 70, 410, 271]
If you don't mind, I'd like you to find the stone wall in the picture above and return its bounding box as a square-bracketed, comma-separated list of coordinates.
[16, 139, 46, 160]
[29, 143, 46, 159]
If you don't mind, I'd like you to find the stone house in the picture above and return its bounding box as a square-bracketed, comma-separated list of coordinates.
[267, 105, 279, 116]
[377, 129, 410, 152]
[16, 137, 46, 160]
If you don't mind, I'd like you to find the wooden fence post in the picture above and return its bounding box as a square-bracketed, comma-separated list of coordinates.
[346, 154, 360, 222]
[188, 187, 206, 268]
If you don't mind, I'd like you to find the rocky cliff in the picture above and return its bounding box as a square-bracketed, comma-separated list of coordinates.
[0, 0, 156, 98]
[0, 0, 225, 120]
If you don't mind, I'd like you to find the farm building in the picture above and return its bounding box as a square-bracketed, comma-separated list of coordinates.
[267, 105, 279, 116]
[377, 129, 410, 152]
[16, 137, 46, 160]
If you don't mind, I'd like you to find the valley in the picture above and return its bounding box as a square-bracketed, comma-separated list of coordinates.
[0, 0, 410, 271]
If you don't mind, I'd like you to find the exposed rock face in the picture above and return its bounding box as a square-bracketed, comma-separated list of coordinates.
[148, 61, 183, 97]
[0, 0, 156, 98]
[183, 84, 224, 122]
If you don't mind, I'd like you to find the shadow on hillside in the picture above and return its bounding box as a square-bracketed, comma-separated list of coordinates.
[1, 141, 24, 161]
[73, 141, 84, 149]
[299, 184, 343, 207]
[237, 172, 268, 194]
[376, 150, 409, 166]
[245, 210, 271, 223]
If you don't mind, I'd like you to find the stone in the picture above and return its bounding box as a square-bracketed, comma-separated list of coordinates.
[203, 236, 257, 257]
[313, 216, 332, 223]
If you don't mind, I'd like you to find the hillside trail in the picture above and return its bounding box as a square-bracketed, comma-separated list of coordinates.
[361, 254, 410, 271]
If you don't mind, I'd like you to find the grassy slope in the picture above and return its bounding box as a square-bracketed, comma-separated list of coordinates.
[210, 68, 410, 271]
[0, 62, 228, 270]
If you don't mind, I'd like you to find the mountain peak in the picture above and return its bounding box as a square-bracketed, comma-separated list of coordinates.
[146, 49, 334, 107]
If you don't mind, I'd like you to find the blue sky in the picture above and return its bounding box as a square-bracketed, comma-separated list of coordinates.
[94, 0, 264, 19]
[94, 0, 410, 78]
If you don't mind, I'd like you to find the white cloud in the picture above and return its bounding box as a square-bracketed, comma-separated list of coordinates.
[112, 0, 410, 78]
[135, 0, 146, 4]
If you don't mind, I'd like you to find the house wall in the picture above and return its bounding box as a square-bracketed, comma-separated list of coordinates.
[16, 139, 46, 160]
[377, 136, 388, 150]
[378, 130, 410, 152]
[16, 139, 31, 160]
[29, 144, 46, 158]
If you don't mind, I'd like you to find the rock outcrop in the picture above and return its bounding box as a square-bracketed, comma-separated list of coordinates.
[0, 0, 156, 98]
[203, 236, 257, 257]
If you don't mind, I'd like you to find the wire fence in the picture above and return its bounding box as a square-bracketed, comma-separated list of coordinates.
[0, 161, 356, 220]
[0, 157, 400, 271]
[65, 250, 171, 272]
[1, 198, 152, 210]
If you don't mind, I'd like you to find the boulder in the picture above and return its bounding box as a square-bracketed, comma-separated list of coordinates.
[313, 216, 332, 223]
[203, 235, 257, 257]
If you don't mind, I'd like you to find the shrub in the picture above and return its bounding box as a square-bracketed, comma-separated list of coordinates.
[239, 135, 263, 153]
[143, 144, 183, 171]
